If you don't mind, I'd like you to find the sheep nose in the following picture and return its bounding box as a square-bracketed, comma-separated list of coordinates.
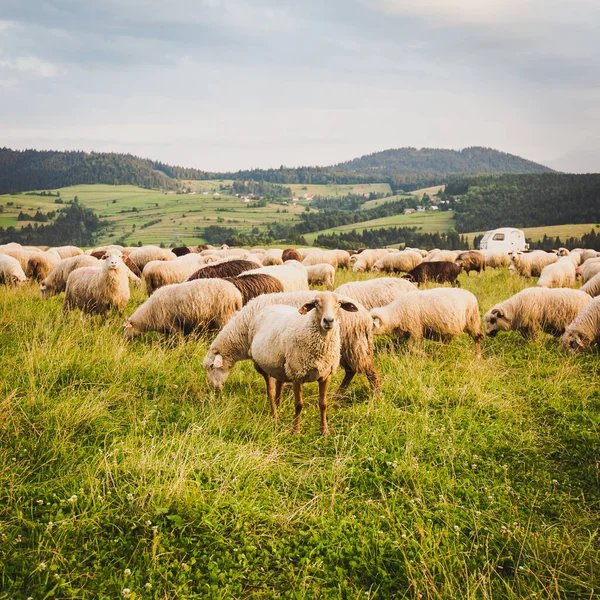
[322, 317, 334, 329]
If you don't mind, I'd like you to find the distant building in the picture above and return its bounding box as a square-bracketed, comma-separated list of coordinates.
[416, 206, 425, 212]
[403, 208, 416, 215]
[428, 205, 439, 211]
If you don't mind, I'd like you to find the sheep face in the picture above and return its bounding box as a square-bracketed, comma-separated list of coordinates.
[123, 319, 143, 338]
[299, 291, 358, 332]
[203, 351, 230, 390]
[103, 251, 124, 271]
[561, 329, 589, 354]
[484, 307, 510, 336]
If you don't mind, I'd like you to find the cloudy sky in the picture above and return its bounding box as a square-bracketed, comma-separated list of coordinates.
[1, 0, 598, 172]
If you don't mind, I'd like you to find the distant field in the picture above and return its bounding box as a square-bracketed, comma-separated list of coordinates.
[408, 184, 445, 197]
[362, 194, 412, 209]
[289, 183, 392, 198]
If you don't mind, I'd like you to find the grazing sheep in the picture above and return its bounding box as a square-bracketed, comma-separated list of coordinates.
[510, 250, 557, 278]
[241, 263, 309, 292]
[128, 246, 176, 271]
[172, 246, 191, 257]
[403, 261, 462, 286]
[335, 277, 418, 311]
[53, 246, 84, 259]
[561, 297, 600, 353]
[123, 256, 143, 279]
[484, 287, 591, 338]
[406, 247, 429, 258]
[262, 249, 284, 266]
[124, 279, 243, 337]
[371, 288, 484, 355]
[372, 251, 423, 274]
[187, 259, 261, 281]
[63, 250, 131, 314]
[40, 255, 100, 298]
[223, 273, 284, 304]
[282, 248, 302, 262]
[483, 251, 510, 269]
[25, 251, 60, 281]
[143, 257, 209, 295]
[580, 258, 600, 283]
[537, 257, 577, 288]
[302, 250, 339, 269]
[203, 291, 381, 400]
[332, 249, 351, 269]
[456, 251, 486, 275]
[0, 255, 28, 285]
[581, 272, 600, 298]
[423, 250, 459, 263]
[0, 248, 32, 271]
[247, 292, 359, 434]
[350, 249, 388, 272]
[580, 249, 599, 262]
[306, 263, 335, 289]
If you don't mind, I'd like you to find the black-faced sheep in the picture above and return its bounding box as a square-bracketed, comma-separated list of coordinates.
[402, 261, 462, 286]
[561, 296, 600, 353]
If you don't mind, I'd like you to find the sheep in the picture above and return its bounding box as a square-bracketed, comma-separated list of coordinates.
[406, 247, 429, 258]
[580, 249, 599, 262]
[128, 246, 176, 271]
[510, 250, 558, 278]
[580, 258, 600, 283]
[63, 250, 131, 314]
[402, 261, 462, 286]
[350, 249, 388, 272]
[53, 246, 84, 259]
[371, 288, 484, 356]
[261, 249, 284, 266]
[0, 248, 32, 271]
[484, 287, 592, 339]
[172, 246, 191, 257]
[581, 272, 600, 298]
[306, 264, 335, 289]
[187, 259, 261, 281]
[483, 251, 511, 269]
[25, 251, 60, 281]
[282, 248, 302, 262]
[334, 277, 418, 311]
[423, 250, 459, 263]
[223, 273, 284, 304]
[456, 251, 486, 275]
[40, 255, 100, 298]
[143, 257, 210, 295]
[537, 257, 577, 288]
[124, 279, 243, 337]
[332, 250, 351, 269]
[245, 292, 359, 434]
[561, 297, 600, 353]
[241, 263, 309, 292]
[302, 250, 339, 269]
[203, 290, 380, 403]
[0, 255, 28, 286]
[372, 251, 423, 274]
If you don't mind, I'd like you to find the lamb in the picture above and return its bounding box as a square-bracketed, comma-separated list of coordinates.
[302, 250, 339, 269]
[282, 248, 302, 262]
[372, 251, 423, 274]
[63, 250, 131, 314]
[484, 287, 592, 339]
[456, 251, 486, 275]
[245, 292, 359, 434]
[40, 255, 100, 298]
[128, 246, 176, 271]
[581, 272, 600, 298]
[204, 290, 380, 402]
[510, 250, 558, 278]
[0, 255, 28, 286]
[25, 251, 60, 281]
[306, 263, 335, 289]
[537, 257, 577, 288]
[223, 273, 284, 303]
[561, 297, 600, 353]
[143, 257, 210, 295]
[423, 250, 459, 263]
[483, 252, 510, 269]
[402, 261, 462, 286]
[240, 263, 309, 292]
[371, 288, 484, 356]
[261, 249, 284, 266]
[350, 249, 388, 272]
[187, 259, 260, 281]
[124, 279, 243, 337]
[334, 277, 418, 311]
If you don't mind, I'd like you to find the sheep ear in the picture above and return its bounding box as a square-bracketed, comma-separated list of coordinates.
[213, 354, 224, 369]
[491, 308, 503, 318]
[372, 316, 382, 328]
[101, 254, 108, 260]
[340, 301, 359, 313]
[299, 301, 317, 314]
[123, 320, 133, 329]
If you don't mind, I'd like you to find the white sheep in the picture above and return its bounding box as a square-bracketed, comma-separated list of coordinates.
[332, 249, 351, 269]
[248, 292, 359, 434]
[0, 254, 28, 285]
[124, 278, 242, 337]
[334, 277, 418, 311]
[581, 272, 600, 297]
[0, 247, 33, 271]
[128, 246, 177, 271]
[423, 250, 459, 262]
[579, 249, 599, 262]
[64, 250, 131, 314]
[371, 288, 484, 355]
[25, 250, 61, 281]
[302, 250, 339, 269]
[510, 250, 558, 277]
[53, 246, 84, 259]
[241, 263, 309, 292]
[142, 256, 211, 295]
[580, 258, 600, 283]
[483, 251, 511, 269]
[561, 296, 600, 353]
[40, 255, 100, 298]
[350, 249, 388, 272]
[261, 249, 284, 266]
[372, 251, 423, 274]
[536, 257, 577, 288]
[306, 263, 335, 289]
[484, 287, 591, 338]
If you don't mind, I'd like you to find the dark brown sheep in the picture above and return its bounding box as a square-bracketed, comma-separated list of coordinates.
[282, 248, 302, 262]
[403, 261, 461, 286]
[224, 273, 284, 304]
[187, 259, 259, 281]
[456, 251, 486, 275]
[172, 246, 191, 257]
[123, 256, 142, 278]
[90, 250, 106, 260]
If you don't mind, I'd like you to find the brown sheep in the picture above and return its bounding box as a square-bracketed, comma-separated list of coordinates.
[456, 251, 486, 275]
[187, 259, 260, 281]
[223, 273, 284, 304]
[282, 248, 302, 262]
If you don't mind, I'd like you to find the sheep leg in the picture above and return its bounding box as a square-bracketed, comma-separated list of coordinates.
[366, 365, 382, 395]
[334, 368, 355, 402]
[275, 381, 285, 408]
[292, 381, 303, 435]
[318, 378, 331, 436]
[255, 365, 278, 419]
[473, 334, 484, 358]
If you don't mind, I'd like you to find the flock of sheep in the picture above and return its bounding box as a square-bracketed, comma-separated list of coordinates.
[2, 241, 600, 434]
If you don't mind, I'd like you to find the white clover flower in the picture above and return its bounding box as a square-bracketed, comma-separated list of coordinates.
[122, 589, 131, 598]
[37, 500, 44, 505]
[145, 582, 152, 589]
[124, 568, 131, 576]
[145, 520, 152, 527]
[39, 562, 47, 570]
[68, 495, 77, 503]
[127, 494, 133, 501]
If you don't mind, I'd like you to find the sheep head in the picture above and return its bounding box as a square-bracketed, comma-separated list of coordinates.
[299, 291, 358, 332]
[484, 307, 510, 337]
[203, 349, 230, 390]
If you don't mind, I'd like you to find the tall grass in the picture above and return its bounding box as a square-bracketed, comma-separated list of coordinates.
[0, 269, 598, 598]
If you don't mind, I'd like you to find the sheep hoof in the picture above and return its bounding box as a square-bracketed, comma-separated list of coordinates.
[321, 426, 330, 436]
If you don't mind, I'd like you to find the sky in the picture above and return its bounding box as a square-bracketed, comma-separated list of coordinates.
[0, 0, 598, 173]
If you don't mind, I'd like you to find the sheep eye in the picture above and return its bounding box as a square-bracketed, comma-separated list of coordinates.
[490, 318, 496, 324]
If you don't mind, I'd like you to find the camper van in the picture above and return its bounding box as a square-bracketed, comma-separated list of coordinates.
[479, 228, 528, 253]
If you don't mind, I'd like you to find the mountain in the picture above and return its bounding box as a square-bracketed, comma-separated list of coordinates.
[332, 146, 554, 177]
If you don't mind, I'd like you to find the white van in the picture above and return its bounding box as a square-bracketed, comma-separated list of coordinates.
[479, 227, 528, 253]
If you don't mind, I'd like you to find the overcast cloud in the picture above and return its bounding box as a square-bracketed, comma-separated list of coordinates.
[0, 0, 598, 172]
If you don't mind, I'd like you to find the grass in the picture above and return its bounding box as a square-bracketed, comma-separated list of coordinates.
[288, 183, 392, 198]
[0, 268, 599, 598]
